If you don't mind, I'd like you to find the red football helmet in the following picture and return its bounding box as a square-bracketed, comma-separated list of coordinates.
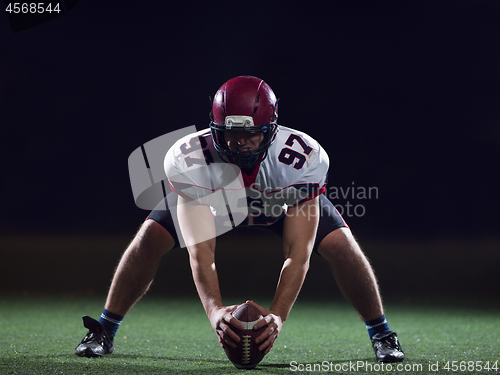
[209, 76, 279, 169]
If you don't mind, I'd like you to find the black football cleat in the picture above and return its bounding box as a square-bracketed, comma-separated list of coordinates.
[371, 331, 405, 363]
[75, 315, 114, 357]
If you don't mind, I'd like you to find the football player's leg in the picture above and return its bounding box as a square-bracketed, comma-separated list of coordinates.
[104, 218, 176, 316]
[315, 195, 404, 362]
[104, 193, 180, 316]
[76, 195, 179, 357]
[314, 195, 383, 320]
[316, 226, 383, 321]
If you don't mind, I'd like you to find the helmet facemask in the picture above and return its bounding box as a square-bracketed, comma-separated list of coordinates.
[210, 114, 278, 169]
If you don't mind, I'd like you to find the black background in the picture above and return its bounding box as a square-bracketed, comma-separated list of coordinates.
[1, 2, 499, 297]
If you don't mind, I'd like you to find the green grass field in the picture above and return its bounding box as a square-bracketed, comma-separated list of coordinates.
[0, 295, 498, 375]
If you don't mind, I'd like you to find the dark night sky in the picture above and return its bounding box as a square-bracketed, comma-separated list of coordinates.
[1, 1, 499, 240]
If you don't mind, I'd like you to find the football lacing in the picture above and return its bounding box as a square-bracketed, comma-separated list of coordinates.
[241, 335, 251, 364]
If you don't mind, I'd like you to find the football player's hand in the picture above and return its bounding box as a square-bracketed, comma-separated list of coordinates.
[209, 305, 243, 350]
[246, 300, 283, 354]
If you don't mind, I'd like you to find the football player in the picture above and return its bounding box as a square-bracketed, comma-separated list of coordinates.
[76, 76, 405, 363]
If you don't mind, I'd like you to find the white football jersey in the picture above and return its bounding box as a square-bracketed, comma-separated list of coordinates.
[165, 126, 329, 227]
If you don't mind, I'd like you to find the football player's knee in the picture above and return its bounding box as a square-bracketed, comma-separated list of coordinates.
[317, 228, 359, 260]
[137, 220, 176, 256]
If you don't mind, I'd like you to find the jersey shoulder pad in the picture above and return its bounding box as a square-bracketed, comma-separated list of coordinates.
[165, 129, 216, 190]
[266, 126, 329, 182]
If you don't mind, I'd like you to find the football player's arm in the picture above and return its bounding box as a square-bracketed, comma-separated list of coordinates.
[253, 195, 320, 353]
[176, 195, 243, 348]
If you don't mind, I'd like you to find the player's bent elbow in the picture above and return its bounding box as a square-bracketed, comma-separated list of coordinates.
[283, 255, 311, 273]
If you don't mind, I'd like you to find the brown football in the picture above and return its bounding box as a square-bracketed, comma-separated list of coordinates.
[224, 302, 268, 369]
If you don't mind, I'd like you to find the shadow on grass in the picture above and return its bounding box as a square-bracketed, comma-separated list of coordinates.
[3, 355, 242, 375]
[6, 352, 285, 374]
[4, 352, 382, 374]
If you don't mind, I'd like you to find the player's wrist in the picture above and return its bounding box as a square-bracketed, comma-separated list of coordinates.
[267, 305, 287, 324]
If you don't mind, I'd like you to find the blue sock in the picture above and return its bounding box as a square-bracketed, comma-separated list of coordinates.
[365, 315, 390, 339]
[98, 309, 124, 336]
